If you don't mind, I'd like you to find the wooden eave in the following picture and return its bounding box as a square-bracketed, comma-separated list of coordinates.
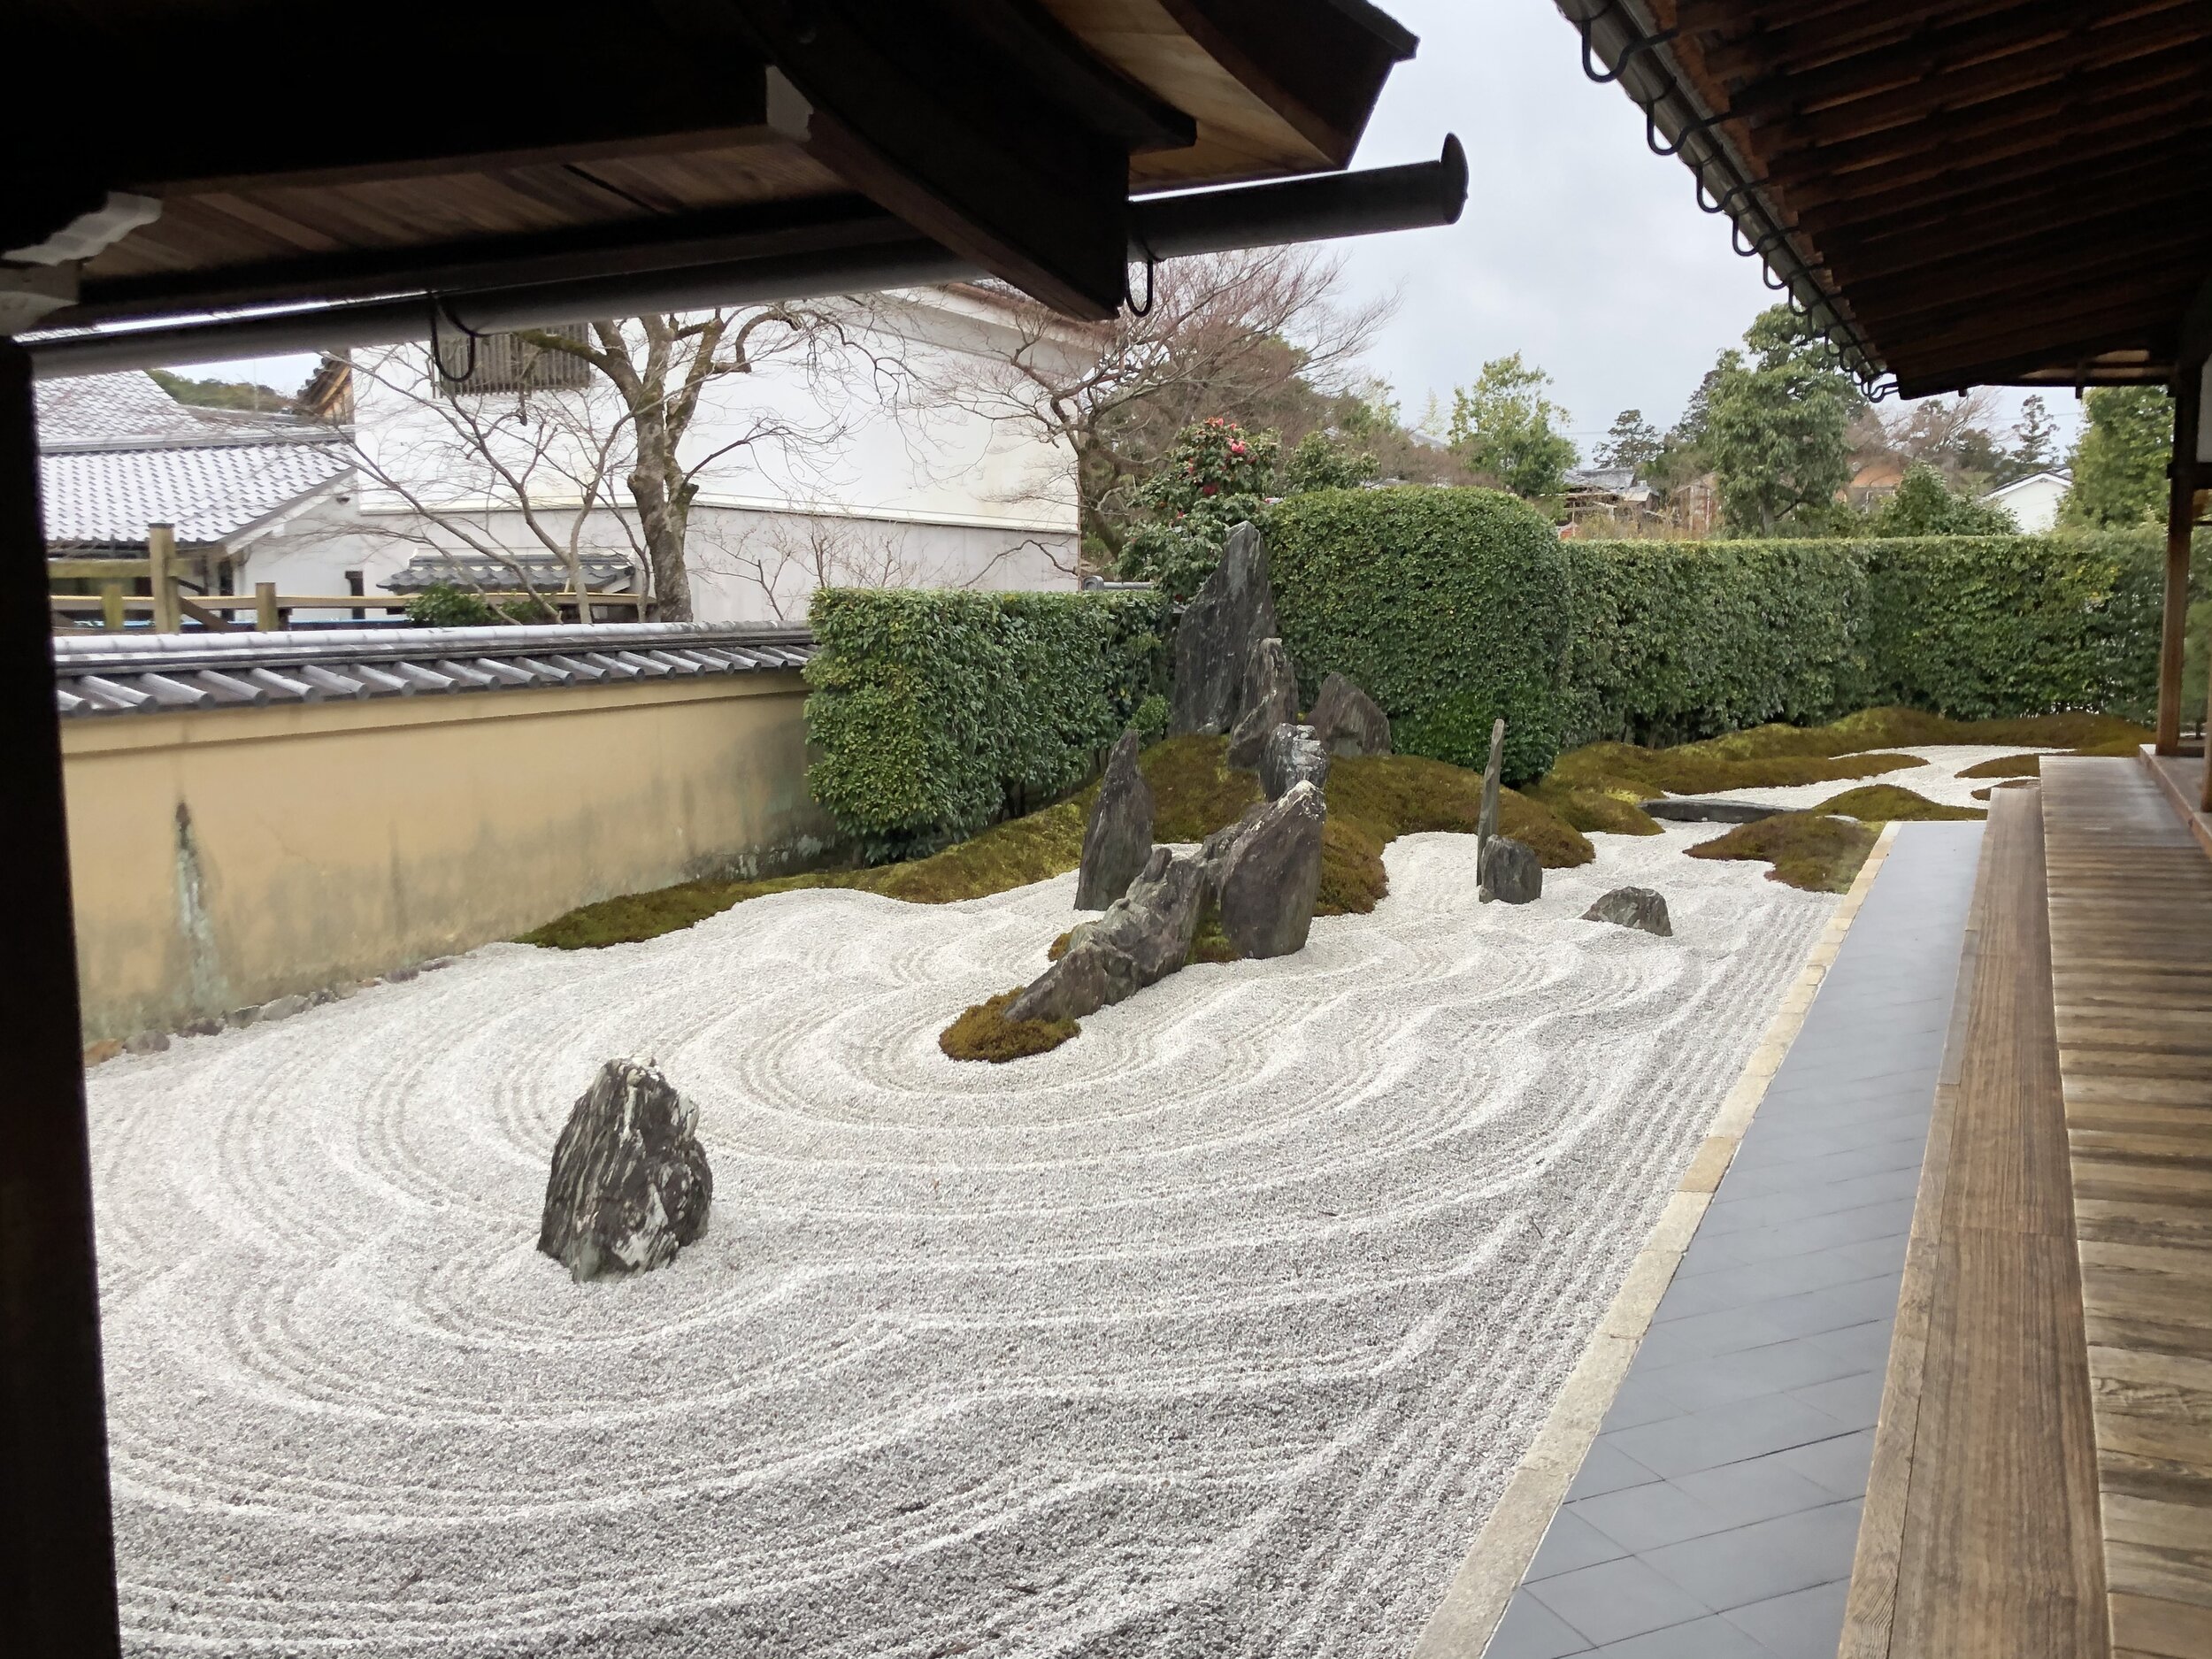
[1585, 0, 2212, 396]
[11, 0, 1415, 333]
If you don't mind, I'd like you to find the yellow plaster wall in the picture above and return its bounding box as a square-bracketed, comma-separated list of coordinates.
[63, 672, 835, 1040]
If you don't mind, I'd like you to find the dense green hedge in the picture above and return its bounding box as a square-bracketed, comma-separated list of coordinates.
[804, 588, 1170, 848]
[1268, 488, 1572, 780]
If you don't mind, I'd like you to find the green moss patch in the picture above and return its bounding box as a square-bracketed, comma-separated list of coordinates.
[1686, 814, 1878, 893]
[938, 988, 1078, 1063]
[1187, 909, 1240, 964]
[1547, 741, 1923, 801]
[1674, 706, 2148, 762]
[1809, 785, 1985, 822]
[1525, 781, 1663, 836]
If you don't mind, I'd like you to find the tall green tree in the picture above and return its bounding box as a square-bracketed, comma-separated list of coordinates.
[1447, 353, 1578, 498]
[1999, 394, 2060, 483]
[1596, 408, 1663, 473]
[1872, 462, 2018, 535]
[2061, 385, 2171, 526]
[1704, 305, 1861, 535]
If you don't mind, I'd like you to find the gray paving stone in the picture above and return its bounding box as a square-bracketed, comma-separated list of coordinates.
[1525, 1556, 1714, 1647]
[1603, 1393, 1855, 1480]
[1628, 1306, 1797, 1371]
[1773, 1428, 1877, 1498]
[1652, 1240, 1904, 1322]
[1730, 1271, 1905, 1340]
[1719, 1579, 1851, 1658]
[1716, 1138, 1931, 1196]
[1698, 1168, 1924, 1235]
[1526, 1509, 1632, 1581]
[1787, 1367, 1888, 1430]
[1624, 1336, 1868, 1419]
[1564, 1439, 1666, 1501]
[1673, 1198, 1917, 1277]
[1486, 1592, 1593, 1658]
[1585, 1614, 1774, 1658]
[1640, 1500, 1863, 1612]
[1802, 1319, 1893, 1372]
[1664, 1456, 1843, 1530]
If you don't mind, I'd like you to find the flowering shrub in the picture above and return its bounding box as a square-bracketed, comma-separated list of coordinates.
[1118, 419, 1279, 600]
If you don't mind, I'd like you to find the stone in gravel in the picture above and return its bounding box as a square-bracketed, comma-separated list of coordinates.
[258, 994, 310, 1023]
[1641, 797, 1786, 825]
[539, 1058, 714, 1284]
[1584, 887, 1672, 936]
[1225, 638, 1298, 770]
[385, 967, 419, 983]
[422, 956, 457, 972]
[180, 1016, 223, 1037]
[1479, 834, 1542, 905]
[1171, 522, 1279, 736]
[1216, 780, 1325, 959]
[1009, 847, 1205, 1023]
[1075, 730, 1154, 911]
[1307, 672, 1391, 757]
[227, 1006, 261, 1028]
[1476, 717, 1505, 862]
[82, 1039, 124, 1066]
[1259, 723, 1331, 802]
[125, 1031, 171, 1055]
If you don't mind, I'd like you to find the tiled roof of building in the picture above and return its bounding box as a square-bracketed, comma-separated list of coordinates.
[33, 371, 214, 444]
[50, 621, 816, 718]
[383, 552, 639, 594]
[42, 433, 351, 548]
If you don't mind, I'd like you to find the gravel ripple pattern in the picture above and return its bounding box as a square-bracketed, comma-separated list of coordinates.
[91, 824, 1834, 1657]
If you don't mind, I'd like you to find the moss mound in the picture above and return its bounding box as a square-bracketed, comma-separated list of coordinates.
[1547, 741, 1923, 801]
[1525, 781, 1663, 836]
[1810, 785, 1985, 822]
[939, 988, 1078, 1063]
[1187, 909, 1240, 964]
[1674, 706, 2148, 762]
[1955, 752, 2043, 780]
[1686, 814, 1878, 893]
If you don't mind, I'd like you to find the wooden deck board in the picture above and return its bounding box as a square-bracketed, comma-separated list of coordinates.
[2047, 757, 2212, 1654]
[1842, 790, 2110, 1658]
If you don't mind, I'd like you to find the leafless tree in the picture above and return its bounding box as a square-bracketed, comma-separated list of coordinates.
[690, 506, 1056, 623]
[320, 308, 904, 620]
[921, 249, 1394, 566]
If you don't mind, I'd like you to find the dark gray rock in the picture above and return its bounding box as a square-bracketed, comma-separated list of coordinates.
[539, 1058, 714, 1283]
[258, 993, 309, 1023]
[1217, 780, 1326, 959]
[1009, 846, 1206, 1024]
[1170, 522, 1280, 736]
[125, 1031, 170, 1055]
[180, 1016, 223, 1037]
[1476, 717, 1506, 862]
[1479, 834, 1542, 905]
[1260, 723, 1331, 802]
[1075, 730, 1155, 910]
[227, 1005, 260, 1028]
[1307, 672, 1392, 757]
[1641, 796, 1786, 824]
[1584, 886, 1672, 936]
[1225, 638, 1298, 770]
[1197, 801, 1271, 897]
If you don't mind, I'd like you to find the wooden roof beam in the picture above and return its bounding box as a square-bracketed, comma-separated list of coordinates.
[1798, 139, 2212, 247]
[1855, 241, 2212, 336]
[1822, 175, 2212, 288]
[1156, 0, 1417, 167]
[1886, 292, 2190, 388]
[1894, 329, 2178, 397]
[1691, 0, 2023, 83]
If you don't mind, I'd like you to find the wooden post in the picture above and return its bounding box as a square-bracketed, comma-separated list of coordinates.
[99, 581, 125, 632]
[147, 522, 180, 634]
[0, 342, 125, 1654]
[255, 581, 280, 632]
[2160, 376, 2202, 754]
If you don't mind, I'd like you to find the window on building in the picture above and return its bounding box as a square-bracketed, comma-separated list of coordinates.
[433, 325, 593, 397]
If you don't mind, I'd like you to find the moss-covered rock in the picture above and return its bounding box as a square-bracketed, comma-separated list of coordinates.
[938, 988, 1079, 1063]
[1810, 785, 1985, 823]
[1686, 814, 1879, 893]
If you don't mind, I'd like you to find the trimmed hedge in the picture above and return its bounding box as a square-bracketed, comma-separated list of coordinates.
[1268, 488, 1571, 781]
[804, 588, 1170, 848]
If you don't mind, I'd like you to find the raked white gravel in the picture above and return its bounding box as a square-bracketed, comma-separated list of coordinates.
[90, 761, 1970, 1657]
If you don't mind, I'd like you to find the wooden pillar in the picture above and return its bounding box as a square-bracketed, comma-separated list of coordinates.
[2157, 377, 2201, 754]
[0, 343, 124, 1653]
[99, 581, 125, 632]
[147, 521, 180, 634]
[255, 581, 280, 633]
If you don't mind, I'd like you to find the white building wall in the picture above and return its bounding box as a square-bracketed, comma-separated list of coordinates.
[1982, 472, 2070, 535]
[260, 288, 1087, 623]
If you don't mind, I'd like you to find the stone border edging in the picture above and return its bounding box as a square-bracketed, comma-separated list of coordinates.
[1407, 819, 1906, 1659]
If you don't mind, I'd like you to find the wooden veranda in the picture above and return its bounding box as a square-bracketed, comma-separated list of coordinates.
[1561, 3, 2212, 1654]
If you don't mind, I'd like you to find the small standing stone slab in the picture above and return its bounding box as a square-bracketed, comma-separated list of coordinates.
[1217, 780, 1326, 958]
[1259, 723, 1331, 802]
[1075, 730, 1155, 910]
[1171, 522, 1281, 736]
[1642, 797, 1782, 825]
[1307, 672, 1392, 757]
[1479, 834, 1542, 905]
[1226, 638, 1298, 770]
[539, 1058, 714, 1283]
[1010, 847, 1206, 1023]
[1475, 716, 1506, 857]
[1584, 886, 1672, 936]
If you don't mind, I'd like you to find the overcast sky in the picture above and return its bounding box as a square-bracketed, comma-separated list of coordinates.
[172, 0, 2073, 457]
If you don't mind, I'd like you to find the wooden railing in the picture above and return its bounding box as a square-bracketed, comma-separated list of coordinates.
[50, 525, 643, 632]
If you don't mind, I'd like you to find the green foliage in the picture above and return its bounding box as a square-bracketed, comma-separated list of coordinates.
[1118, 418, 1278, 599]
[1705, 305, 1861, 535]
[2185, 598, 2212, 731]
[1280, 429, 1378, 495]
[149, 367, 295, 412]
[1597, 409, 1663, 473]
[1266, 485, 1572, 780]
[404, 582, 499, 626]
[1871, 463, 2018, 536]
[803, 587, 1171, 847]
[1995, 395, 2061, 486]
[2062, 386, 2172, 527]
[1131, 691, 1171, 746]
[1448, 354, 1579, 499]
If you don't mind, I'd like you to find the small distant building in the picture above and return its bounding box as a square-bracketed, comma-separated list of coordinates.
[1982, 470, 2070, 535]
[1848, 456, 1906, 507]
[1562, 465, 1655, 511]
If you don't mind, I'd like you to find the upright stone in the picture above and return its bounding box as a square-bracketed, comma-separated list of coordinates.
[1009, 847, 1206, 1024]
[1075, 731, 1154, 910]
[1260, 723, 1331, 802]
[1476, 715, 1506, 862]
[1217, 780, 1326, 958]
[1479, 835, 1542, 905]
[1225, 637, 1298, 770]
[1307, 672, 1392, 757]
[539, 1058, 714, 1283]
[1170, 522, 1279, 736]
